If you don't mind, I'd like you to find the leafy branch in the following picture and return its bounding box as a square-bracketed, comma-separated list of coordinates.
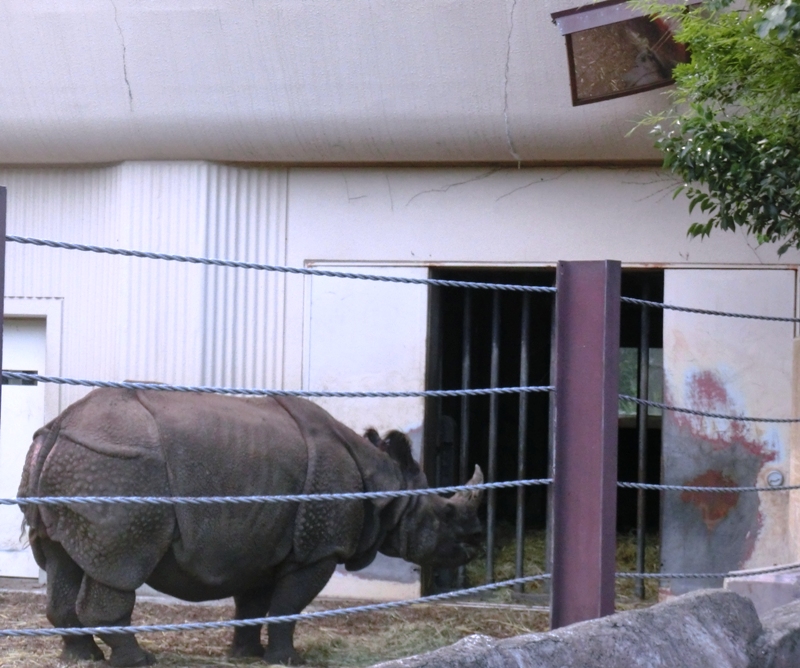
[639, 0, 800, 253]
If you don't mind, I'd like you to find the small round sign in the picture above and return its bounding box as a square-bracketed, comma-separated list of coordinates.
[766, 470, 785, 488]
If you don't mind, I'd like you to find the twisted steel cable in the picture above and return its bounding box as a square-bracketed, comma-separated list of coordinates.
[5, 236, 555, 293]
[620, 394, 800, 423]
[1, 371, 553, 398]
[621, 296, 800, 323]
[0, 574, 552, 638]
[3, 478, 553, 508]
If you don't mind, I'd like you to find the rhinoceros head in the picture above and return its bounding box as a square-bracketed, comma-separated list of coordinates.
[367, 429, 484, 568]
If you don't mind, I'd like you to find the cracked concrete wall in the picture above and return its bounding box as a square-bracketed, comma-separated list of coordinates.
[1, 0, 669, 163]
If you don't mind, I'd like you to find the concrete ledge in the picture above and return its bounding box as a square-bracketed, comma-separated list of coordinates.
[725, 569, 800, 617]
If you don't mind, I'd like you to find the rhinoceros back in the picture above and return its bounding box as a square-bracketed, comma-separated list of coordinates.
[134, 392, 367, 580]
[22, 389, 378, 591]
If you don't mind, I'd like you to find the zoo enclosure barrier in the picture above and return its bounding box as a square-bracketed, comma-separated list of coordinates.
[2, 186, 800, 641]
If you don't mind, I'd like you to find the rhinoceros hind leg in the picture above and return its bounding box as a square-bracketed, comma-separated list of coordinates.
[76, 576, 155, 667]
[264, 559, 337, 665]
[39, 538, 105, 662]
[229, 586, 274, 658]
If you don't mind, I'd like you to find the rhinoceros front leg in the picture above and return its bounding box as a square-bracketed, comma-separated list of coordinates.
[265, 559, 337, 665]
[40, 537, 105, 662]
[229, 585, 274, 658]
[76, 576, 155, 667]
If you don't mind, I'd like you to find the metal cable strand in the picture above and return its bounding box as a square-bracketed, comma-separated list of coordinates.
[620, 394, 800, 423]
[5, 561, 800, 637]
[3, 478, 553, 508]
[0, 573, 552, 638]
[621, 296, 800, 323]
[617, 561, 800, 580]
[619, 481, 800, 493]
[6, 236, 555, 294]
[2, 372, 554, 398]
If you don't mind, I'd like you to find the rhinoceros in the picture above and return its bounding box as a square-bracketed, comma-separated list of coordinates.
[18, 388, 484, 667]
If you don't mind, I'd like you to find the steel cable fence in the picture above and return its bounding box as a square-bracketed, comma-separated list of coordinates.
[4, 235, 800, 641]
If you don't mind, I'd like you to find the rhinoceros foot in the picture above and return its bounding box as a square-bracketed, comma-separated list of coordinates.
[228, 641, 266, 658]
[105, 644, 156, 667]
[264, 646, 303, 665]
[59, 635, 105, 662]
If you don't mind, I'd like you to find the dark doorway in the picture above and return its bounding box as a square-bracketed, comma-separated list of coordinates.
[423, 267, 664, 594]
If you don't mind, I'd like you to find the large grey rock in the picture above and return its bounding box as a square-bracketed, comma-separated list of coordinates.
[751, 598, 800, 668]
[371, 590, 762, 668]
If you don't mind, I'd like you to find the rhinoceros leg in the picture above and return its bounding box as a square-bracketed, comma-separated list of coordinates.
[229, 585, 274, 658]
[76, 576, 155, 667]
[264, 559, 337, 665]
[40, 537, 105, 662]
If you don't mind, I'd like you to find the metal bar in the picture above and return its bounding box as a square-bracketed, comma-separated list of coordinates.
[551, 260, 621, 629]
[0, 188, 6, 428]
[514, 292, 531, 593]
[486, 290, 500, 584]
[635, 283, 651, 599]
[460, 291, 472, 485]
[457, 291, 472, 589]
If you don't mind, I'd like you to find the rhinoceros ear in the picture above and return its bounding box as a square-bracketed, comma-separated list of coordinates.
[454, 465, 484, 507]
[364, 428, 382, 447]
[382, 430, 421, 476]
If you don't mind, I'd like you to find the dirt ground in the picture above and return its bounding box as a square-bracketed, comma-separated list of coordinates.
[0, 591, 549, 668]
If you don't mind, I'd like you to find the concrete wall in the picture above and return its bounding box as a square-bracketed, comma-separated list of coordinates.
[662, 270, 797, 595]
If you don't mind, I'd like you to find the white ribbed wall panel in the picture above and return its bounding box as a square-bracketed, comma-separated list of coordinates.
[0, 162, 288, 414]
[203, 166, 287, 388]
[119, 162, 209, 386]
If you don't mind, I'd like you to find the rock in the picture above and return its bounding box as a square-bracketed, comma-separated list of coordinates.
[370, 590, 762, 668]
[750, 598, 800, 667]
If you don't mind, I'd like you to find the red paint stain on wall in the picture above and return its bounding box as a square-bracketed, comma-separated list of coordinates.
[672, 370, 778, 462]
[681, 470, 739, 531]
[688, 370, 731, 409]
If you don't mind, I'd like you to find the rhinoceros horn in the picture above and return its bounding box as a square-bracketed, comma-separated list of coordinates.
[453, 465, 484, 507]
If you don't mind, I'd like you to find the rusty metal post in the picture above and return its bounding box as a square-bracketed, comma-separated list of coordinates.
[551, 260, 620, 629]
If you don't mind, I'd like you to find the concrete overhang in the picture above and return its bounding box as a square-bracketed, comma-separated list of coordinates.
[0, 0, 670, 164]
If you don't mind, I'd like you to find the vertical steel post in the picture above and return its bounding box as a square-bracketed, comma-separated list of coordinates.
[0, 188, 6, 423]
[635, 284, 650, 599]
[486, 290, 500, 584]
[458, 291, 472, 589]
[551, 260, 620, 629]
[514, 292, 530, 593]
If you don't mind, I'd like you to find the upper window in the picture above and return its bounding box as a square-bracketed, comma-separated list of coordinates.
[551, 0, 689, 106]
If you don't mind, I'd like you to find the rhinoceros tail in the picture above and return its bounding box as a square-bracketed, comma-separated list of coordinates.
[17, 418, 62, 536]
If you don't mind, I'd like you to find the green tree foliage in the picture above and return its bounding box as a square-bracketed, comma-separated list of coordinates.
[645, 0, 800, 253]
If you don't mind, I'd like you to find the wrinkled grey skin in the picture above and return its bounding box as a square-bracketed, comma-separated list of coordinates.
[18, 389, 484, 667]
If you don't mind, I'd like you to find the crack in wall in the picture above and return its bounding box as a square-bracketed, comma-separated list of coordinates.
[110, 0, 134, 111]
[405, 169, 501, 206]
[503, 0, 521, 167]
[494, 168, 574, 202]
